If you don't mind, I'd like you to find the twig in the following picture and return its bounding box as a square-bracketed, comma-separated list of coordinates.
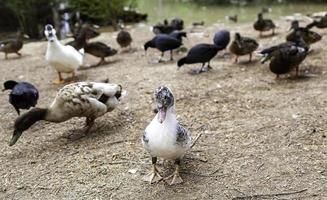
[107, 161, 129, 165]
[232, 189, 307, 200]
[107, 139, 137, 146]
[182, 168, 221, 177]
[191, 132, 203, 148]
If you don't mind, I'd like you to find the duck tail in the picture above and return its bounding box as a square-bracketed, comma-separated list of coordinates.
[177, 57, 186, 67]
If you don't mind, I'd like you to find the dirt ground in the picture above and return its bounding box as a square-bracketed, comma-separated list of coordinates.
[0, 19, 326, 200]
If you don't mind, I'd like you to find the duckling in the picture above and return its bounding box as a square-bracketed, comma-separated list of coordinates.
[229, 32, 259, 63]
[177, 43, 222, 73]
[144, 34, 182, 62]
[45, 24, 83, 84]
[253, 13, 276, 36]
[213, 30, 230, 50]
[84, 42, 118, 66]
[116, 21, 133, 51]
[3, 80, 39, 115]
[260, 43, 308, 79]
[143, 86, 191, 185]
[225, 15, 238, 23]
[286, 20, 322, 45]
[0, 31, 28, 59]
[8, 82, 122, 146]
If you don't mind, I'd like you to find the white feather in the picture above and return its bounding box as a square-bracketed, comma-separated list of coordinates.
[143, 107, 190, 160]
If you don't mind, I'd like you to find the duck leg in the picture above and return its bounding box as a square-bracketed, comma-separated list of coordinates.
[83, 117, 95, 134]
[249, 53, 253, 62]
[170, 50, 173, 61]
[272, 29, 275, 36]
[66, 117, 95, 141]
[295, 66, 299, 77]
[5, 53, 8, 59]
[16, 52, 22, 57]
[164, 159, 184, 185]
[95, 57, 106, 66]
[194, 63, 206, 74]
[207, 61, 213, 70]
[234, 56, 238, 63]
[54, 72, 65, 84]
[144, 157, 163, 183]
[158, 52, 165, 63]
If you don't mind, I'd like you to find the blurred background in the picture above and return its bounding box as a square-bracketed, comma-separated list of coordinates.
[0, 0, 326, 39]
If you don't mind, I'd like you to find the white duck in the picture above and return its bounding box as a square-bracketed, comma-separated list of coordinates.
[9, 82, 122, 146]
[44, 24, 83, 84]
[142, 86, 192, 185]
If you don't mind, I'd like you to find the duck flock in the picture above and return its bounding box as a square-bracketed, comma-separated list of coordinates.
[1, 10, 327, 186]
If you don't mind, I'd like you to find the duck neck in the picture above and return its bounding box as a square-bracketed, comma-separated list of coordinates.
[47, 36, 62, 50]
[44, 106, 68, 123]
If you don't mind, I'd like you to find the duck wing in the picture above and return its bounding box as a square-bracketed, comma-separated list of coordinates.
[52, 82, 121, 119]
[176, 122, 191, 147]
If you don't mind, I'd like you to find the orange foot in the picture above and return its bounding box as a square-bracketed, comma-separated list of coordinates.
[53, 79, 65, 84]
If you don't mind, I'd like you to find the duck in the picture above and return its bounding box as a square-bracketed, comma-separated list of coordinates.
[177, 43, 222, 73]
[142, 86, 191, 185]
[306, 15, 327, 29]
[286, 20, 322, 45]
[229, 32, 259, 63]
[0, 31, 28, 59]
[153, 19, 174, 34]
[192, 21, 205, 27]
[169, 31, 187, 42]
[44, 24, 83, 84]
[84, 42, 118, 66]
[170, 18, 184, 31]
[225, 15, 238, 23]
[213, 30, 230, 50]
[144, 34, 182, 62]
[253, 13, 276, 36]
[3, 80, 39, 115]
[72, 23, 100, 41]
[116, 20, 133, 50]
[260, 41, 308, 79]
[8, 81, 122, 146]
[66, 24, 100, 50]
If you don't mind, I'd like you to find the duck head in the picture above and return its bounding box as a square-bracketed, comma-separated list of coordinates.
[44, 24, 56, 42]
[234, 32, 242, 48]
[257, 13, 263, 20]
[154, 86, 174, 123]
[144, 40, 154, 51]
[9, 108, 47, 146]
[3, 80, 18, 91]
[290, 20, 299, 30]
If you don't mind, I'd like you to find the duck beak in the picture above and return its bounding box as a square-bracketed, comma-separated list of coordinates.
[9, 130, 22, 146]
[157, 107, 166, 123]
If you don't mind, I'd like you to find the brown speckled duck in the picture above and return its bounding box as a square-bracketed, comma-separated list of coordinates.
[229, 32, 258, 63]
[253, 13, 276, 36]
[8, 82, 122, 146]
[260, 33, 308, 79]
[116, 21, 132, 50]
[0, 31, 28, 59]
[286, 20, 322, 45]
[85, 42, 118, 66]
